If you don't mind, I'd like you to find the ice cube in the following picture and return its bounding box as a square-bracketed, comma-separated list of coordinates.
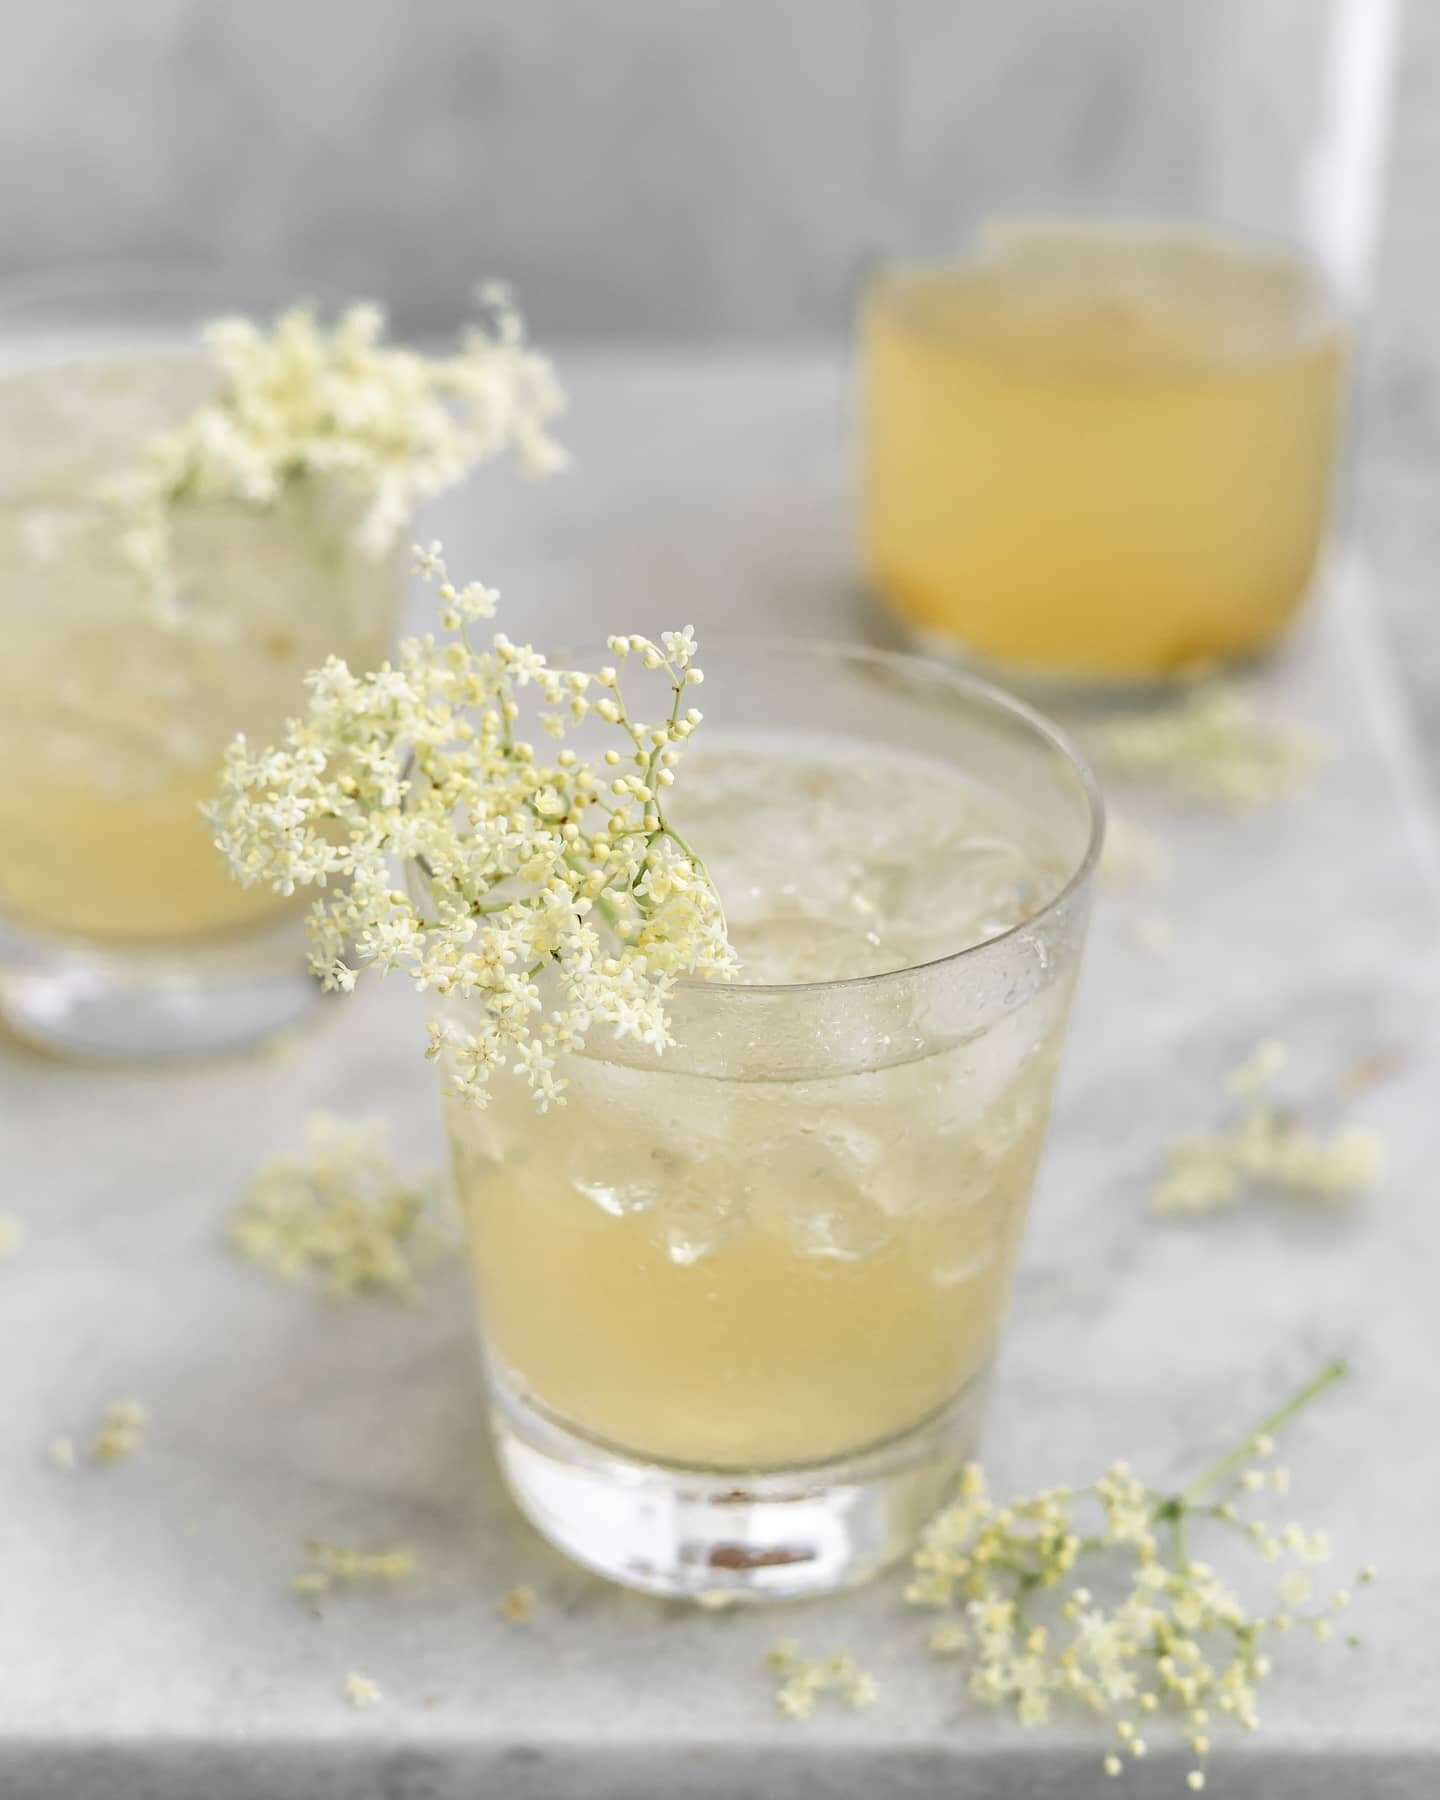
[782, 1191, 893, 1261]
[648, 1161, 747, 1265]
[574, 1178, 657, 1219]
[750, 1119, 896, 1260]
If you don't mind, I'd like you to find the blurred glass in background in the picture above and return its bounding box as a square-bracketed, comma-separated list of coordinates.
[861, 0, 1399, 685]
[0, 270, 401, 1058]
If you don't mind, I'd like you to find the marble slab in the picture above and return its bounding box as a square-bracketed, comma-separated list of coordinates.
[3, 353, 1439, 1798]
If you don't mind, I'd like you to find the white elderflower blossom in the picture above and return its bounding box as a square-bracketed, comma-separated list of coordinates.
[343, 1672, 383, 1710]
[767, 1641, 878, 1720]
[228, 1114, 452, 1302]
[292, 1541, 418, 1599]
[497, 1585, 536, 1624]
[208, 546, 736, 1108]
[103, 287, 565, 619]
[1153, 1041, 1384, 1216]
[1100, 686, 1322, 809]
[87, 1399, 150, 1466]
[907, 1361, 1370, 1791]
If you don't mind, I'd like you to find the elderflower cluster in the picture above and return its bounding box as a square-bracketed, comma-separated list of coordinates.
[292, 1541, 418, 1599]
[104, 285, 564, 619]
[343, 1672, 383, 1710]
[85, 1399, 150, 1467]
[228, 1115, 451, 1301]
[767, 1642, 878, 1720]
[1101, 686, 1322, 809]
[1153, 1040, 1384, 1216]
[207, 545, 736, 1109]
[907, 1363, 1367, 1790]
[497, 1585, 536, 1624]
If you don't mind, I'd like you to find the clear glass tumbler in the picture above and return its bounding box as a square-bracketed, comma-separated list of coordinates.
[437, 643, 1102, 1601]
[0, 269, 400, 1058]
[861, 0, 1399, 685]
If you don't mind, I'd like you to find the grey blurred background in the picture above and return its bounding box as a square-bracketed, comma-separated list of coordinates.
[2, 0, 1438, 748]
[2, 0, 1435, 366]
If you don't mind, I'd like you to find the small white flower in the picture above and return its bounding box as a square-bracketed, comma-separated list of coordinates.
[106, 293, 564, 622]
[209, 541, 734, 1109]
[908, 1361, 1365, 1789]
[344, 1672, 383, 1710]
[229, 1114, 449, 1303]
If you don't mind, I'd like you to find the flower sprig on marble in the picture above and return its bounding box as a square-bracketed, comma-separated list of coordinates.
[105, 284, 565, 618]
[907, 1361, 1369, 1791]
[208, 545, 735, 1108]
[228, 1114, 452, 1302]
[292, 1540, 418, 1599]
[47, 1399, 151, 1473]
[1153, 1041, 1384, 1216]
[767, 1642, 879, 1720]
[1100, 686, 1322, 810]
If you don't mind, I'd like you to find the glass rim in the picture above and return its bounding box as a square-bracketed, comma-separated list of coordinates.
[0, 260, 323, 515]
[512, 633, 1106, 1001]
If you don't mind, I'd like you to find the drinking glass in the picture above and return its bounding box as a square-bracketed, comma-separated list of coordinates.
[861, 0, 1399, 685]
[0, 268, 400, 1057]
[436, 643, 1102, 1600]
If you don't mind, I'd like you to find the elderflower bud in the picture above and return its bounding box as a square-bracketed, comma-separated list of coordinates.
[209, 541, 735, 1111]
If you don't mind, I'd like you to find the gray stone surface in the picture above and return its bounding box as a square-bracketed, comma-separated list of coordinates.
[3, 353, 1440, 1797]
[1359, 450, 1440, 800]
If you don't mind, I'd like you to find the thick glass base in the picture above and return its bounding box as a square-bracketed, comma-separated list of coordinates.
[489, 1364, 990, 1603]
[0, 916, 323, 1060]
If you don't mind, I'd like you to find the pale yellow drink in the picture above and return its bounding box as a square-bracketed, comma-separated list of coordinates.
[0, 354, 396, 943]
[862, 224, 1346, 679]
[0, 765, 292, 941]
[443, 747, 1076, 1471]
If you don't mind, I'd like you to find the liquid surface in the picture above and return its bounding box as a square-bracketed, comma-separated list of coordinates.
[862, 222, 1346, 679]
[674, 740, 1069, 981]
[0, 354, 395, 942]
[449, 746, 1078, 1469]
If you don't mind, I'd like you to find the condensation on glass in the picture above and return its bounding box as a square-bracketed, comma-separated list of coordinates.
[436, 642, 1102, 1601]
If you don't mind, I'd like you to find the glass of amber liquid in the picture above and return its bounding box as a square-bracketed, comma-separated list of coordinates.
[436, 644, 1102, 1600]
[0, 270, 399, 1057]
[860, 0, 1396, 684]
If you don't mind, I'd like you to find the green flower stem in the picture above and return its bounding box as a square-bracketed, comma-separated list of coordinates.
[1180, 1359, 1348, 1505]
